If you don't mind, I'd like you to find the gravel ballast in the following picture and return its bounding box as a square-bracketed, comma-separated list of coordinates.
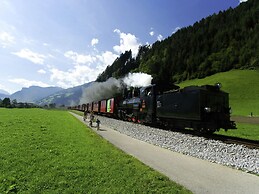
[97, 116, 259, 175]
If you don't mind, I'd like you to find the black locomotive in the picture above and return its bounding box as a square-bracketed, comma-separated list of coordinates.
[70, 83, 236, 133]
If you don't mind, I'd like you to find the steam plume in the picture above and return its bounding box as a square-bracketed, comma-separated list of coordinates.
[79, 77, 122, 104]
[123, 72, 152, 87]
[80, 73, 152, 104]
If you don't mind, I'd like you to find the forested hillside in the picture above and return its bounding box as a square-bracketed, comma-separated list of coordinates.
[97, 0, 258, 86]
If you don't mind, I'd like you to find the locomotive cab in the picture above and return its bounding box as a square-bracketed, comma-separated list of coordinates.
[139, 85, 157, 124]
[117, 87, 141, 122]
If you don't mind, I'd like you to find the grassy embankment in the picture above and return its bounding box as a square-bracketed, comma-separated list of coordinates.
[0, 108, 191, 194]
[179, 69, 259, 140]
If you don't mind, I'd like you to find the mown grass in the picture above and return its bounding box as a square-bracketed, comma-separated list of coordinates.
[0, 108, 191, 194]
[215, 123, 259, 141]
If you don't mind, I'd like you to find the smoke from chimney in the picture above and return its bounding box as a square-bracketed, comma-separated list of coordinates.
[79, 73, 152, 104]
[123, 72, 152, 87]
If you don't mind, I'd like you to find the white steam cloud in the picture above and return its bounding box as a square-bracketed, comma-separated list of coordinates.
[123, 72, 152, 87]
[80, 73, 152, 104]
[79, 78, 122, 104]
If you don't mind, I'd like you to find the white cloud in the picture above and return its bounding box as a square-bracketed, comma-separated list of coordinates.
[50, 65, 95, 88]
[9, 78, 51, 88]
[37, 69, 46, 74]
[91, 38, 99, 46]
[0, 83, 9, 93]
[64, 50, 96, 65]
[96, 51, 118, 70]
[113, 29, 140, 57]
[0, 31, 15, 48]
[239, 0, 248, 3]
[157, 34, 163, 41]
[172, 27, 181, 34]
[149, 31, 154, 36]
[12, 48, 46, 64]
[50, 50, 118, 88]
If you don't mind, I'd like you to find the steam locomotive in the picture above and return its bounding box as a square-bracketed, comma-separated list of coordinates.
[70, 83, 236, 133]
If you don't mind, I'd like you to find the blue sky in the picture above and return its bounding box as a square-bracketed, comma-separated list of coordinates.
[0, 0, 247, 94]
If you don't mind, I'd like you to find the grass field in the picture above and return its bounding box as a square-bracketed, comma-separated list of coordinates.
[215, 123, 259, 141]
[0, 108, 190, 193]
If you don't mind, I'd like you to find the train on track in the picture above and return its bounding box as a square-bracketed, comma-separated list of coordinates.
[69, 83, 236, 133]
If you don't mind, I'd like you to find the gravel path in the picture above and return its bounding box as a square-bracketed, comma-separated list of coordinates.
[232, 116, 259, 124]
[96, 115, 259, 175]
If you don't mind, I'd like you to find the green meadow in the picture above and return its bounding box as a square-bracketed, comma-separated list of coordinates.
[215, 122, 259, 141]
[0, 108, 190, 194]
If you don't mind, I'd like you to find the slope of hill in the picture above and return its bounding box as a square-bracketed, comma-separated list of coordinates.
[0, 94, 10, 99]
[178, 70, 259, 116]
[10, 86, 63, 103]
[0, 89, 9, 95]
[36, 82, 92, 106]
[0, 89, 10, 99]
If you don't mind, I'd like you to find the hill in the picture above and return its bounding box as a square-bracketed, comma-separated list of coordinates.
[0, 89, 9, 95]
[178, 70, 259, 116]
[36, 82, 92, 106]
[10, 86, 63, 103]
[97, 0, 258, 88]
[0, 89, 10, 99]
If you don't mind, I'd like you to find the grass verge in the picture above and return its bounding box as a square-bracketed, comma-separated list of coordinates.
[0, 108, 191, 193]
[216, 123, 259, 141]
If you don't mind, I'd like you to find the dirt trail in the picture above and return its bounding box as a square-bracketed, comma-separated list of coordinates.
[231, 116, 259, 124]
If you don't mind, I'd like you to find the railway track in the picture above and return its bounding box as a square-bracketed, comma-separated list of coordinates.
[207, 134, 259, 149]
[163, 126, 259, 149]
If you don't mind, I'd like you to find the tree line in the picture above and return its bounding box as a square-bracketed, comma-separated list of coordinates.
[97, 0, 258, 88]
[0, 98, 38, 108]
[0, 97, 67, 109]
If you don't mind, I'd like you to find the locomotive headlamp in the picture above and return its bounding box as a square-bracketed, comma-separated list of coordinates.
[215, 83, 222, 89]
[204, 107, 211, 113]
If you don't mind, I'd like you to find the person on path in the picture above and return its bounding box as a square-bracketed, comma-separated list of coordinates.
[83, 110, 88, 121]
[89, 111, 94, 127]
[96, 119, 100, 130]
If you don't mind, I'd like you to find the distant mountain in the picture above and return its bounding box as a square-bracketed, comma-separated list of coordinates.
[0, 89, 10, 99]
[36, 82, 93, 106]
[0, 89, 10, 95]
[10, 86, 64, 103]
[0, 94, 10, 99]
